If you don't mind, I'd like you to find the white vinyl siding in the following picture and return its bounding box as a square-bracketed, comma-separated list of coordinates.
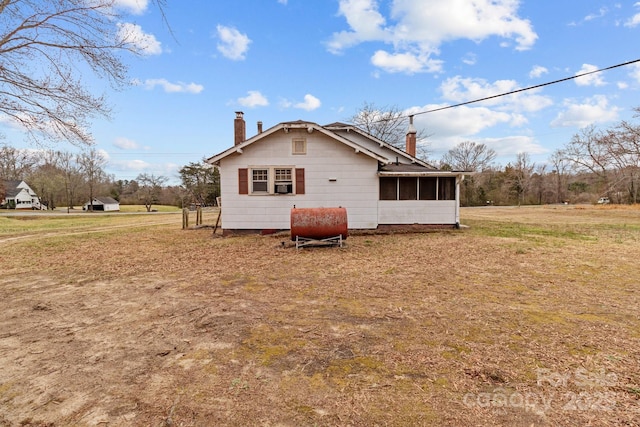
[219, 130, 379, 229]
[216, 127, 461, 230]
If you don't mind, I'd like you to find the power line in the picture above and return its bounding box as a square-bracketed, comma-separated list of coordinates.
[410, 58, 640, 118]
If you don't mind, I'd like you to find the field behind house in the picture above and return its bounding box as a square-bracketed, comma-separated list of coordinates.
[0, 205, 639, 426]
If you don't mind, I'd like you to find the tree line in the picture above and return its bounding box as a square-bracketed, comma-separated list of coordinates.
[2, 104, 638, 210]
[440, 107, 640, 206]
[351, 103, 640, 206]
[0, 146, 219, 211]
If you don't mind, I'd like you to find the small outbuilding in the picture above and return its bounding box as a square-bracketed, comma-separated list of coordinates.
[83, 196, 120, 212]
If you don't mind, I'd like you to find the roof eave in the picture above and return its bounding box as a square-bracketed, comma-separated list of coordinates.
[331, 125, 435, 168]
[208, 122, 389, 165]
[378, 170, 467, 177]
[207, 123, 287, 165]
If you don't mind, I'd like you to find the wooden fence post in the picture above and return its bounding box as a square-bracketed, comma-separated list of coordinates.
[182, 208, 189, 229]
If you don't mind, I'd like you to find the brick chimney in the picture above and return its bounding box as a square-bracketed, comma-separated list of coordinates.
[257, 121, 263, 134]
[234, 111, 246, 146]
[406, 115, 417, 157]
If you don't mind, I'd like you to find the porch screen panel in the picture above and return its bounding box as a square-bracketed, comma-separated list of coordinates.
[379, 177, 397, 200]
[438, 177, 456, 200]
[419, 177, 437, 200]
[398, 177, 418, 200]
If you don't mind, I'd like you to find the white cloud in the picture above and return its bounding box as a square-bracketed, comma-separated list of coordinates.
[441, 76, 518, 104]
[371, 50, 442, 74]
[439, 76, 553, 114]
[630, 63, 640, 83]
[551, 95, 620, 128]
[109, 159, 151, 172]
[462, 52, 477, 66]
[142, 79, 204, 94]
[295, 94, 322, 111]
[279, 99, 293, 109]
[627, 14, 640, 27]
[277, 0, 288, 4]
[105, 158, 181, 183]
[114, 0, 149, 15]
[584, 7, 609, 22]
[625, 3, 640, 27]
[406, 101, 547, 160]
[327, 0, 537, 74]
[117, 22, 162, 55]
[326, 0, 391, 54]
[216, 25, 251, 60]
[237, 91, 269, 108]
[113, 137, 140, 150]
[529, 65, 548, 78]
[476, 136, 547, 157]
[97, 149, 111, 162]
[411, 104, 512, 140]
[574, 64, 606, 87]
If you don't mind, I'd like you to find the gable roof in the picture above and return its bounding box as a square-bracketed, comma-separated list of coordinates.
[89, 196, 119, 205]
[2, 180, 34, 198]
[323, 122, 436, 169]
[207, 120, 421, 166]
[2, 180, 21, 197]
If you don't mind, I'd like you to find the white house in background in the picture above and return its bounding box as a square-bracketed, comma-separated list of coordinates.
[1, 180, 42, 210]
[206, 112, 465, 234]
[83, 196, 120, 212]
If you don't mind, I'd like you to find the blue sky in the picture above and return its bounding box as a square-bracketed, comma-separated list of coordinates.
[4, 0, 640, 184]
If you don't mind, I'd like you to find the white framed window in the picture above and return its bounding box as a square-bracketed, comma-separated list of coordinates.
[274, 168, 293, 194]
[292, 138, 306, 155]
[247, 166, 300, 195]
[252, 168, 268, 193]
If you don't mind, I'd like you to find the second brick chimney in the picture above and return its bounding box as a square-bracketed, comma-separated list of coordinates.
[234, 111, 246, 146]
[406, 115, 417, 157]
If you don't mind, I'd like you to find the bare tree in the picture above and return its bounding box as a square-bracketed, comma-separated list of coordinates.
[77, 148, 106, 210]
[440, 141, 496, 206]
[561, 125, 611, 194]
[531, 164, 547, 205]
[27, 150, 65, 210]
[347, 102, 431, 158]
[549, 149, 570, 203]
[57, 151, 83, 210]
[604, 112, 640, 203]
[136, 173, 168, 212]
[505, 152, 535, 206]
[0, 0, 166, 145]
[0, 145, 38, 179]
[441, 141, 496, 171]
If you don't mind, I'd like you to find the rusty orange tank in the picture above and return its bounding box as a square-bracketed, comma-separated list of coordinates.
[290, 207, 348, 240]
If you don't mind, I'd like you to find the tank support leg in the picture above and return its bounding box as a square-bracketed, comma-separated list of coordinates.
[295, 234, 343, 249]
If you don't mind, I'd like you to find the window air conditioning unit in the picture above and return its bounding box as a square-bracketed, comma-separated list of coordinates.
[276, 184, 289, 194]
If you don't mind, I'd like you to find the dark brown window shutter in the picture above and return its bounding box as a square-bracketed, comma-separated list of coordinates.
[295, 168, 305, 194]
[238, 168, 248, 194]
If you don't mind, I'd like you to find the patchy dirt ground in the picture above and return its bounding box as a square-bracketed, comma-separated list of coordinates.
[0, 206, 639, 426]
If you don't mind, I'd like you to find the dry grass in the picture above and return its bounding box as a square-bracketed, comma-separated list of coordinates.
[0, 205, 639, 426]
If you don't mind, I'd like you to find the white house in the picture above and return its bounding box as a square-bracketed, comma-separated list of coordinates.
[83, 196, 120, 212]
[1, 180, 42, 210]
[207, 112, 465, 234]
